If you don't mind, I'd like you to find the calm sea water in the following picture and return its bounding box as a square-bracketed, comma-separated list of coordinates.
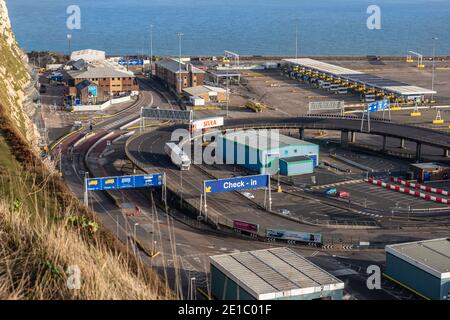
[6, 0, 450, 56]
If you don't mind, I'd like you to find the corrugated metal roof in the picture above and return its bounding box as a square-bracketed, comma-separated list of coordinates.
[223, 130, 316, 151]
[210, 247, 344, 300]
[284, 58, 436, 96]
[155, 59, 205, 74]
[280, 156, 312, 163]
[386, 238, 450, 279]
[183, 85, 226, 96]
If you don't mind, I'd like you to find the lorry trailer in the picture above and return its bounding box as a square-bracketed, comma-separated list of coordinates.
[164, 142, 191, 171]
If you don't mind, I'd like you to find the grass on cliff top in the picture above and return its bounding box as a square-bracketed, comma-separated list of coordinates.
[0, 138, 172, 300]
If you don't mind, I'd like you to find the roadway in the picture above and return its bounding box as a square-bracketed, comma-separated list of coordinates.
[221, 115, 450, 152]
[52, 77, 450, 300]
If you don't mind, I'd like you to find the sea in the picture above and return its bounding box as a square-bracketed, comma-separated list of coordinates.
[6, 0, 450, 56]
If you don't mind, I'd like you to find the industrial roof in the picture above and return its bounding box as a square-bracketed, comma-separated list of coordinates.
[223, 130, 316, 151]
[155, 59, 205, 74]
[386, 238, 450, 279]
[284, 58, 437, 96]
[210, 247, 344, 300]
[411, 162, 449, 170]
[183, 85, 226, 96]
[280, 156, 312, 163]
[67, 66, 134, 79]
[70, 49, 106, 62]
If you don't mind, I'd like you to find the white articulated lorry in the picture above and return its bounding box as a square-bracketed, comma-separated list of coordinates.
[164, 142, 191, 171]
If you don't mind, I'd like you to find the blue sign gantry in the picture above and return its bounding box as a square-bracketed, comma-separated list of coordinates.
[86, 173, 163, 192]
[368, 99, 390, 113]
[204, 174, 269, 194]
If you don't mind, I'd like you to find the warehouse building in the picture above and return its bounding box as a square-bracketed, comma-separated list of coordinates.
[155, 58, 205, 93]
[409, 162, 450, 182]
[183, 85, 228, 106]
[216, 130, 319, 176]
[210, 247, 344, 300]
[385, 238, 450, 300]
[70, 49, 106, 63]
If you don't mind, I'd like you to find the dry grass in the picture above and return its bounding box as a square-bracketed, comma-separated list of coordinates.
[0, 103, 174, 300]
[0, 171, 172, 300]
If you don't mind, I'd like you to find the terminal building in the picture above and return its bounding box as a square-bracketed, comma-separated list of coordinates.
[154, 58, 205, 93]
[283, 58, 437, 104]
[65, 49, 139, 105]
[385, 238, 450, 300]
[409, 162, 450, 183]
[210, 247, 345, 300]
[216, 130, 319, 176]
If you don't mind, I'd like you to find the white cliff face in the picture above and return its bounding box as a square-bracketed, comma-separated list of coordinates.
[0, 0, 39, 147]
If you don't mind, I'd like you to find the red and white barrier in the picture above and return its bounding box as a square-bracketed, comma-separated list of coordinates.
[390, 177, 449, 196]
[366, 178, 449, 205]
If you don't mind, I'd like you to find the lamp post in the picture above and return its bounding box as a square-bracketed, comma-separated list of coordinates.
[226, 64, 229, 117]
[265, 152, 281, 211]
[176, 32, 184, 93]
[295, 20, 298, 60]
[67, 34, 72, 56]
[431, 36, 438, 102]
[150, 24, 154, 77]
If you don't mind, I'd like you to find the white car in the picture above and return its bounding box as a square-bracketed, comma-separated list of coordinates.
[242, 192, 255, 199]
[278, 209, 291, 215]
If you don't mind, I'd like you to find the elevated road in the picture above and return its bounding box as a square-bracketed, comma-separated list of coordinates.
[221, 115, 450, 154]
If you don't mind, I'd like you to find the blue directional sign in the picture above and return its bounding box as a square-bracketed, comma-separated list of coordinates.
[86, 173, 163, 192]
[368, 99, 390, 113]
[118, 59, 144, 66]
[204, 174, 269, 194]
[134, 174, 163, 188]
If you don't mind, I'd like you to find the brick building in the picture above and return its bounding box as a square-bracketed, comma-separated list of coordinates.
[67, 66, 139, 103]
[155, 58, 205, 93]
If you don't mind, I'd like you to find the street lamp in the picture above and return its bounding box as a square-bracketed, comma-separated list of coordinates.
[265, 152, 281, 211]
[226, 65, 230, 117]
[431, 36, 438, 102]
[150, 24, 154, 77]
[67, 34, 72, 56]
[295, 19, 298, 60]
[176, 32, 184, 93]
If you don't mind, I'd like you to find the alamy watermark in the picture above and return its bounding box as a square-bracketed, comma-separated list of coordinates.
[366, 265, 381, 290]
[66, 5, 81, 30]
[367, 5, 381, 30]
[66, 265, 81, 290]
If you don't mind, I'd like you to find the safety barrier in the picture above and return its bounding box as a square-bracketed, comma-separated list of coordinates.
[390, 177, 449, 196]
[366, 178, 449, 204]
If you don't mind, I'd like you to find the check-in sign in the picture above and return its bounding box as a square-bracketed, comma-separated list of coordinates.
[204, 174, 269, 194]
